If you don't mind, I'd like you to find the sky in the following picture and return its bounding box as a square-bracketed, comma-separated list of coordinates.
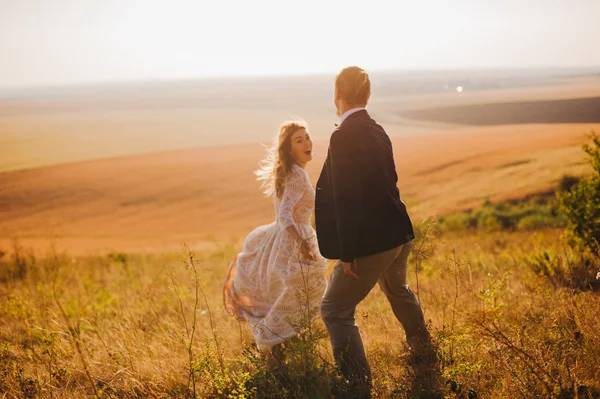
[1, 0, 599, 88]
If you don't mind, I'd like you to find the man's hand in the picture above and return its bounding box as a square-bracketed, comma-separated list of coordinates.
[342, 260, 359, 280]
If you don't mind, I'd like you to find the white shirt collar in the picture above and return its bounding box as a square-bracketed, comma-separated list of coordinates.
[339, 107, 366, 124]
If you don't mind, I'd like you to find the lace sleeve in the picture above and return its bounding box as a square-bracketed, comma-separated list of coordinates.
[278, 168, 307, 230]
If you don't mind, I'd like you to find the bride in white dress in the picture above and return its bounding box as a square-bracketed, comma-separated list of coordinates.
[223, 121, 327, 355]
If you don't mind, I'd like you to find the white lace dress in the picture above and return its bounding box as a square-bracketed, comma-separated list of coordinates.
[223, 164, 327, 351]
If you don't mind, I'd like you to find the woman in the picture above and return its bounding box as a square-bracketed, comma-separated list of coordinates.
[223, 120, 327, 356]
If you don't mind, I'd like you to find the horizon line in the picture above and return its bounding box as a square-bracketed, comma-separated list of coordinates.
[1, 64, 600, 93]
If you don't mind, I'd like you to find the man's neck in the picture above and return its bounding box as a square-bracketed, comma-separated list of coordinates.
[339, 103, 365, 116]
[339, 106, 366, 124]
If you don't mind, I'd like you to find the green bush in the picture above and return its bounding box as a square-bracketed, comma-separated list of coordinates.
[526, 131, 600, 290]
[0, 242, 36, 283]
[440, 195, 565, 233]
[558, 132, 600, 256]
[517, 214, 565, 231]
[558, 174, 581, 192]
[477, 214, 503, 232]
[525, 248, 599, 290]
[440, 212, 475, 232]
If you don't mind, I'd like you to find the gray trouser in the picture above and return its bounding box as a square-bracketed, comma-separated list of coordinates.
[320, 241, 430, 396]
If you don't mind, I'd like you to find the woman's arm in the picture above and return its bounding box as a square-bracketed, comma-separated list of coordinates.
[279, 170, 315, 260]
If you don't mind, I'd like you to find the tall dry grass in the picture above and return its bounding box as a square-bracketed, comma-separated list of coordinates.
[1, 226, 599, 398]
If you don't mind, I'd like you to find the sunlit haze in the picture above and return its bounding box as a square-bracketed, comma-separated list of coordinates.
[1, 0, 599, 88]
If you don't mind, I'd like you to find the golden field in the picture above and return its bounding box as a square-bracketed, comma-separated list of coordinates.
[2, 74, 600, 254]
[1, 72, 600, 398]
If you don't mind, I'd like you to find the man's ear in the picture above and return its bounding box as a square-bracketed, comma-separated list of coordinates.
[366, 92, 371, 103]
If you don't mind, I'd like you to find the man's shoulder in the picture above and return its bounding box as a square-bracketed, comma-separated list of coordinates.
[340, 113, 383, 131]
[330, 122, 360, 141]
[330, 127, 359, 154]
[333, 118, 387, 143]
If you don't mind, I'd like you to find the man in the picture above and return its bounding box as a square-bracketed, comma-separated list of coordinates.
[315, 66, 432, 397]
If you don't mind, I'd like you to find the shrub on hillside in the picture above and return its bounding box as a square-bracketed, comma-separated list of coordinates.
[0, 241, 36, 283]
[440, 212, 475, 232]
[558, 174, 581, 192]
[558, 131, 600, 256]
[440, 196, 566, 233]
[529, 131, 600, 290]
[525, 248, 599, 290]
[517, 214, 565, 231]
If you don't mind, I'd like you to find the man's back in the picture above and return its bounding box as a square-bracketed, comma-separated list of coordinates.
[315, 109, 414, 262]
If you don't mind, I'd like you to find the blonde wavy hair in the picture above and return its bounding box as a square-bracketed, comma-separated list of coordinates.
[255, 120, 308, 198]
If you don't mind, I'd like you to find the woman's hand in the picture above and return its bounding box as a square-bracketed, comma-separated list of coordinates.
[300, 239, 316, 261]
[286, 225, 316, 262]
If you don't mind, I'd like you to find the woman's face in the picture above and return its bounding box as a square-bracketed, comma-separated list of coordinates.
[289, 128, 312, 167]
